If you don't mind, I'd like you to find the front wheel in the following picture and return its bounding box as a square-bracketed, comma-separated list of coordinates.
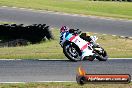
[94, 47, 108, 61]
[96, 50, 108, 61]
[63, 41, 81, 62]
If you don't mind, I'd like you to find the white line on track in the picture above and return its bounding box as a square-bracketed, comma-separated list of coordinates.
[0, 81, 76, 83]
[62, 13, 69, 15]
[109, 58, 132, 59]
[12, 7, 17, 9]
[94, 33, 98, 34]
[129, 37, 132, 39]
[112, 35, 117, 37]
[38, 58, 132, 60]
[34, 81, 76, 83]
[120, 36, 125, 38]
[47, 11, 54, 13]
[1, 6, 7, 8]
[28, 9, 33, 11]
[103, 34, 107, 35]
[72, 14, 79, 16]
[20, 8, 26, 10]
[0, 80, 131, 83]
[80, 15, 88, 17]
[0, 58, 131, 61]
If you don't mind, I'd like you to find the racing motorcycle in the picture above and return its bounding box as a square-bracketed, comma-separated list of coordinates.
[59, 26, 108, 62]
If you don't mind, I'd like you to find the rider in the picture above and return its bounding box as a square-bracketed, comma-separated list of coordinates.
[80, 32, 92, 42]
[60, 26, 70, 46]
[68, 28, 92, 43]
[60, 26, 92, 43]
[60, 26, 97, 61]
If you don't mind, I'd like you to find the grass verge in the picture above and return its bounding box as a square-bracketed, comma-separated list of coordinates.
[0, 29, 132, 59]
[0, 82, 132, 88]
[0, 0, 132, 19]
[0, 22, 14, 24]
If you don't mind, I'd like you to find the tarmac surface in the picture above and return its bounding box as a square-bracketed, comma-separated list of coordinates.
[0, 7, 132, 37]
[0, 59, 131, 82]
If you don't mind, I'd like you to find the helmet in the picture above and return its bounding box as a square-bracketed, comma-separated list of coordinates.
[60, 26, 69, 33]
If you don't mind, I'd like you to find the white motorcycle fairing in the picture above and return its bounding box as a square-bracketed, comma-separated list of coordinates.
[62, 32, 94, 59]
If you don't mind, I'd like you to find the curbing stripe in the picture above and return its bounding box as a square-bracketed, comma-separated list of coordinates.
[129, 37, 132, 39]
[80, 15, 87, 17]
[103, 34, 107, 35]
[72, 14, 79, 16]
[1, 6, 7, 8]
[94, 33, 98, 34]
[20, 8, 25, 10]
[112, 35, 117, 37]
[47, 11, 54, 13]
[12, 7, 17, 9]
[120, 36, 125, 38]
[27, 9, 33, 11]
[62, 13, 70, 16]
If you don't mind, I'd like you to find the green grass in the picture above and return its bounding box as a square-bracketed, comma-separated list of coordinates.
[0, 82, 132, 88]
[0, 22, 14, 24]
[0, 0, 132, 19]
[96, 34, 132, 58]
[0, 29, 132, 59]
[0, 29, 65, 59]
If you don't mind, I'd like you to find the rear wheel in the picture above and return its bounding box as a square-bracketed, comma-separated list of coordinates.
[63, 41, 81, 62]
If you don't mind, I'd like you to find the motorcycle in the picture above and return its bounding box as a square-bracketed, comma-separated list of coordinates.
[59, 26, 108, 62]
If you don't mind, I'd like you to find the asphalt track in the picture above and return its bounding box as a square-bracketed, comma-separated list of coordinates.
[0, 7, 132, 37]
[0, 59, 132, 82]
[0, 7, 132, 82]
